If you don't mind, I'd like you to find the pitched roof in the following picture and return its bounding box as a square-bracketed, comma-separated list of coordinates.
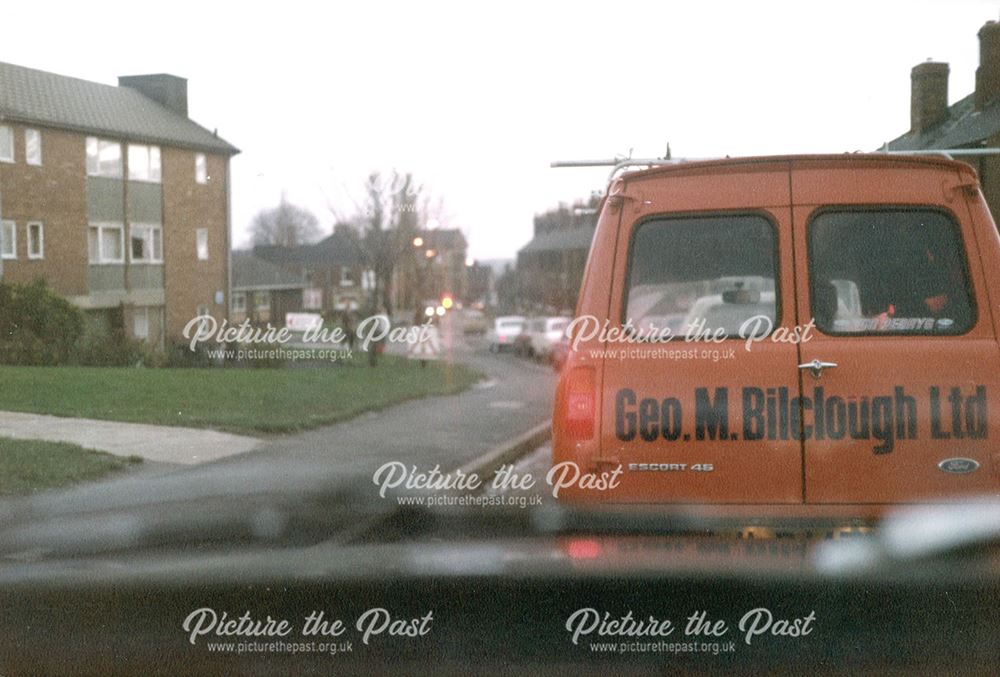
[419, 228, 467, 250]
[885, 92, 1000, 151]
[253, 230, 365, 268]
[232, 251, 307, 291]
[518, 225, 596, 255]
[0, 61, 238, 154]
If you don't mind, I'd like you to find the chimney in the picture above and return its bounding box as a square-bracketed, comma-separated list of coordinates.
[975, 20, 1000, 110]
[910, 61, 949, 134]
[118, 73, 188, 117]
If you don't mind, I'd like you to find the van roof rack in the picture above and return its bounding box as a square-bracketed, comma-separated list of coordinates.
[552, 148, 1000, 182]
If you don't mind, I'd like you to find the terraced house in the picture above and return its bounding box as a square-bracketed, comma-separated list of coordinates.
[0, 62, 238, 347]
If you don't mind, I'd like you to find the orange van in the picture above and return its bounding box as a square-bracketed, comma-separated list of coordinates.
[552, 154, 1000, 517]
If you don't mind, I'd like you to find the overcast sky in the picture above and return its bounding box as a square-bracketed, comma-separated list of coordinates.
[3, 0, 1000, 259]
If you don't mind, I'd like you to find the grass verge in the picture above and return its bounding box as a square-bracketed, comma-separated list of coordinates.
[0, 356, 481, 434]
[0, 437, 139, 495]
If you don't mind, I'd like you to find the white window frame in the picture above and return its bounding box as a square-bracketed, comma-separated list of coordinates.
[195, 153, 208, 184]
[27, 222, 43, 260]
[1, 220, 16, 259]
[127, 143, 161, 183]
[133, 307, 149, 340]
[196, 228, 209, 261]
[232, 292, 247, 313]
[0, 126, 13, 163]
[193, 306, 212, 336]
[253, 291, 270, 311]
[88, 222, 125, 264]
[129, 224, 163, 264]
[86, 137, 123, 178]
[25, 129, 41, 166]
[303, 288, 323, 310]
[340, 266, 355, 286]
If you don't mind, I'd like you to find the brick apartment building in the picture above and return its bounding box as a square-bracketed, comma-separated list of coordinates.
[0, 62, 238, 347]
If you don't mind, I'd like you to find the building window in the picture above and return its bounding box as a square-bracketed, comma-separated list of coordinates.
[25, 129, 41, 166]
[253, 291, 270, 311]
[340, 267, 355, 286]
[0, 126, 12, 162]
[196, 228, 209, 260]
[86, 137, 122, 178]
[195, 153, 208, 184]
[303, 288, 323, 310]
[88, 223, 124, 264]
[130, 224, 163, 263]
[193, 305, 212, 336]
[232, 292, 247, 313]
[128, 144, 161, 182]
[1, 220, 15, 259]
[27, 222, 43, 259]
[133, 307, 149, 340]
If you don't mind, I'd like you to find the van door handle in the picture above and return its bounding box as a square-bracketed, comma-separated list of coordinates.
[798, 359, 838, 378]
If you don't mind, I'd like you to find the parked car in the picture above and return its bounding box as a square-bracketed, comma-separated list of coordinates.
[526, 316, 570, 361]
[461, 308, 489, 335]
[550, 333, 570, 372]
[487, 315, 525, 352]
[513, 318, 538, 357]
[553, 154, 997, 515]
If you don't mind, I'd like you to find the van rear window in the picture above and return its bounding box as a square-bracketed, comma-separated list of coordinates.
[625, 214, 778, 337]
[808, 209, 975, 335]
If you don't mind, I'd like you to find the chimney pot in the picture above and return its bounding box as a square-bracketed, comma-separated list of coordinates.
[910, 61, 949, 135]
[976, 20, 1000, 110]
[118, 73, 188, 117]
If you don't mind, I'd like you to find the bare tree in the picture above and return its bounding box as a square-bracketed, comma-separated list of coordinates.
[356, 171, 424, 315]
[250, 193, 322, 247]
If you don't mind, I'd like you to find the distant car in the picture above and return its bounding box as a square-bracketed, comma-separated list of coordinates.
[550, 333, 569, 372]
[529, 316, 570, 361]
[487, 316, 525, 352]
[461, 309, 489, 335]
[514, 317, 543, 357]
[681, 291, 776, 335]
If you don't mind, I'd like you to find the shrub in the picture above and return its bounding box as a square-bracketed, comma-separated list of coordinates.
[0, 279, 84, 365]
[72, 304, 151, 367]
[165, 340, 216, 368]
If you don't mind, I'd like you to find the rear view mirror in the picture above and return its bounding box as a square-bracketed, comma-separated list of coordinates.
[722, 288, 760, 305]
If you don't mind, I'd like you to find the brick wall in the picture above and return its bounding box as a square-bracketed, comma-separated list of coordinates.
[0, 124, 88, 296]
[161, 148, 229, 339]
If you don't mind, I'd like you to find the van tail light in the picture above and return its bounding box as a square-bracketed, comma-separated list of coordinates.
[564, 366, 596, 440]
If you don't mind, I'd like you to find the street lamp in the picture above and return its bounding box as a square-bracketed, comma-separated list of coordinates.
[412, 236, 424, 248]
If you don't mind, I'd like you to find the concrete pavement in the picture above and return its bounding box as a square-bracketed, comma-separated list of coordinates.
[0, 411, 261, 465]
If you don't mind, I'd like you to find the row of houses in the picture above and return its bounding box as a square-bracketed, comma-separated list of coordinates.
[231, 224, 470, 326]
[0, 60, 470, 347]
[517, 20, 1000, 310]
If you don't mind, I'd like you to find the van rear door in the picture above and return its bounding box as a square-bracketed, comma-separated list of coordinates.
[791, 159, 999, 503]
[600, 164, 804, 503]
